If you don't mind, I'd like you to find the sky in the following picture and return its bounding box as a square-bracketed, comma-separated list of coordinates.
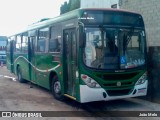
[0, 0, 68, 36]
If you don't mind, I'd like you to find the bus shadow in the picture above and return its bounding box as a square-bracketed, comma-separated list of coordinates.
[62, 97, 144, 112]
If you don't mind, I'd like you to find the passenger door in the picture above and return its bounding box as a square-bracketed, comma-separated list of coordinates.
[63, 28, 77, 97]
[28, 36, 36, 83]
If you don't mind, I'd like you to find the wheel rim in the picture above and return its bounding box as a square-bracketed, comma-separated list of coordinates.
[54, 81, 61, 94]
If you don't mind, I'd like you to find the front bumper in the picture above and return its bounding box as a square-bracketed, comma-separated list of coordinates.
[80, 80, 148, 103]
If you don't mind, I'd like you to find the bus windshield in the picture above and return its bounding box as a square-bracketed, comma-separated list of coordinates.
[83, 27, 146, 70]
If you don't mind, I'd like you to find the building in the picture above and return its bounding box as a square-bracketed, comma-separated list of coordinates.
[81, 0, 119, 9]
[119, 0, 160, 102]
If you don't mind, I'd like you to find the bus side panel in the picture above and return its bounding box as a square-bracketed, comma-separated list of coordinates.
[34, 53, 61, 89]
[14, 53, 30, 81]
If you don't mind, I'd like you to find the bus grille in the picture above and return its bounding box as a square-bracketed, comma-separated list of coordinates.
[107, 89, 132, 96]
[103, 81, 134, 87]
[96, 72, 139, 80]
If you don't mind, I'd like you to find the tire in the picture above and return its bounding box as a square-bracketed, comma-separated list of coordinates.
[17, 66, 27, 83]
[51, 75, 64, 101]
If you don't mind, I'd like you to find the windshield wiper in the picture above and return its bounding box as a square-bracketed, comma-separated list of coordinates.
[124, 17, 141, 49]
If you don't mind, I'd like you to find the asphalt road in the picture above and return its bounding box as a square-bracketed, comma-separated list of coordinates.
[0, 66, 160, 120]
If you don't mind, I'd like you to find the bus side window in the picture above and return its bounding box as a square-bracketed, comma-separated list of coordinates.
[49, 26, 61, 52]
[37, 27, 49, 52]
[10, 36, 16, 52]
[22, 32, 28, 53]
[16, 35, 22, 52]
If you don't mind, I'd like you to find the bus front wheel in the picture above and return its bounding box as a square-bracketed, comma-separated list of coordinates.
[51, 76, 64, 101]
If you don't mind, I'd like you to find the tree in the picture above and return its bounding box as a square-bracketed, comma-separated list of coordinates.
[60, 0, 80, 15]
[69, 0, 80, 11]
[60, 1, 69, 15]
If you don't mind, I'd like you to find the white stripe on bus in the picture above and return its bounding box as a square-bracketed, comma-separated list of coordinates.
[7, 56, 61, 73]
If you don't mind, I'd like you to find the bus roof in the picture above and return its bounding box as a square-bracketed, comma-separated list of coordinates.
[80, 8, 141, 15]
[29, 8, 141, 29]
[9, 8, 142, 37]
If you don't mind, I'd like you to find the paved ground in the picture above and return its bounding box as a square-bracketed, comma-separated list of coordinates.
[0, 66, 160, 120]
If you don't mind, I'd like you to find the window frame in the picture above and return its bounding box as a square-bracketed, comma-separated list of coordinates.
[15, 35, 22, 52]
[37, 27, 49, 53]
[49, 26, 61, 53]
[21, 32, 28, 53]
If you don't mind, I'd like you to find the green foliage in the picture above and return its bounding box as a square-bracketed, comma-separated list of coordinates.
[60, 0, 80, 15]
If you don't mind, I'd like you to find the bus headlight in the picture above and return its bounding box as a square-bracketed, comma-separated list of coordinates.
[81, 74, 101, 88]
[136, 72, 147, 85]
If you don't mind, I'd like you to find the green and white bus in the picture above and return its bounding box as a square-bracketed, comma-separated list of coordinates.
[7, 8, 148, 103]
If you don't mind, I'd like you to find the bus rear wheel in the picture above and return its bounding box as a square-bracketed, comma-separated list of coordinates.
[17, 66, 27, 83]
[51, 76, 64, 101]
